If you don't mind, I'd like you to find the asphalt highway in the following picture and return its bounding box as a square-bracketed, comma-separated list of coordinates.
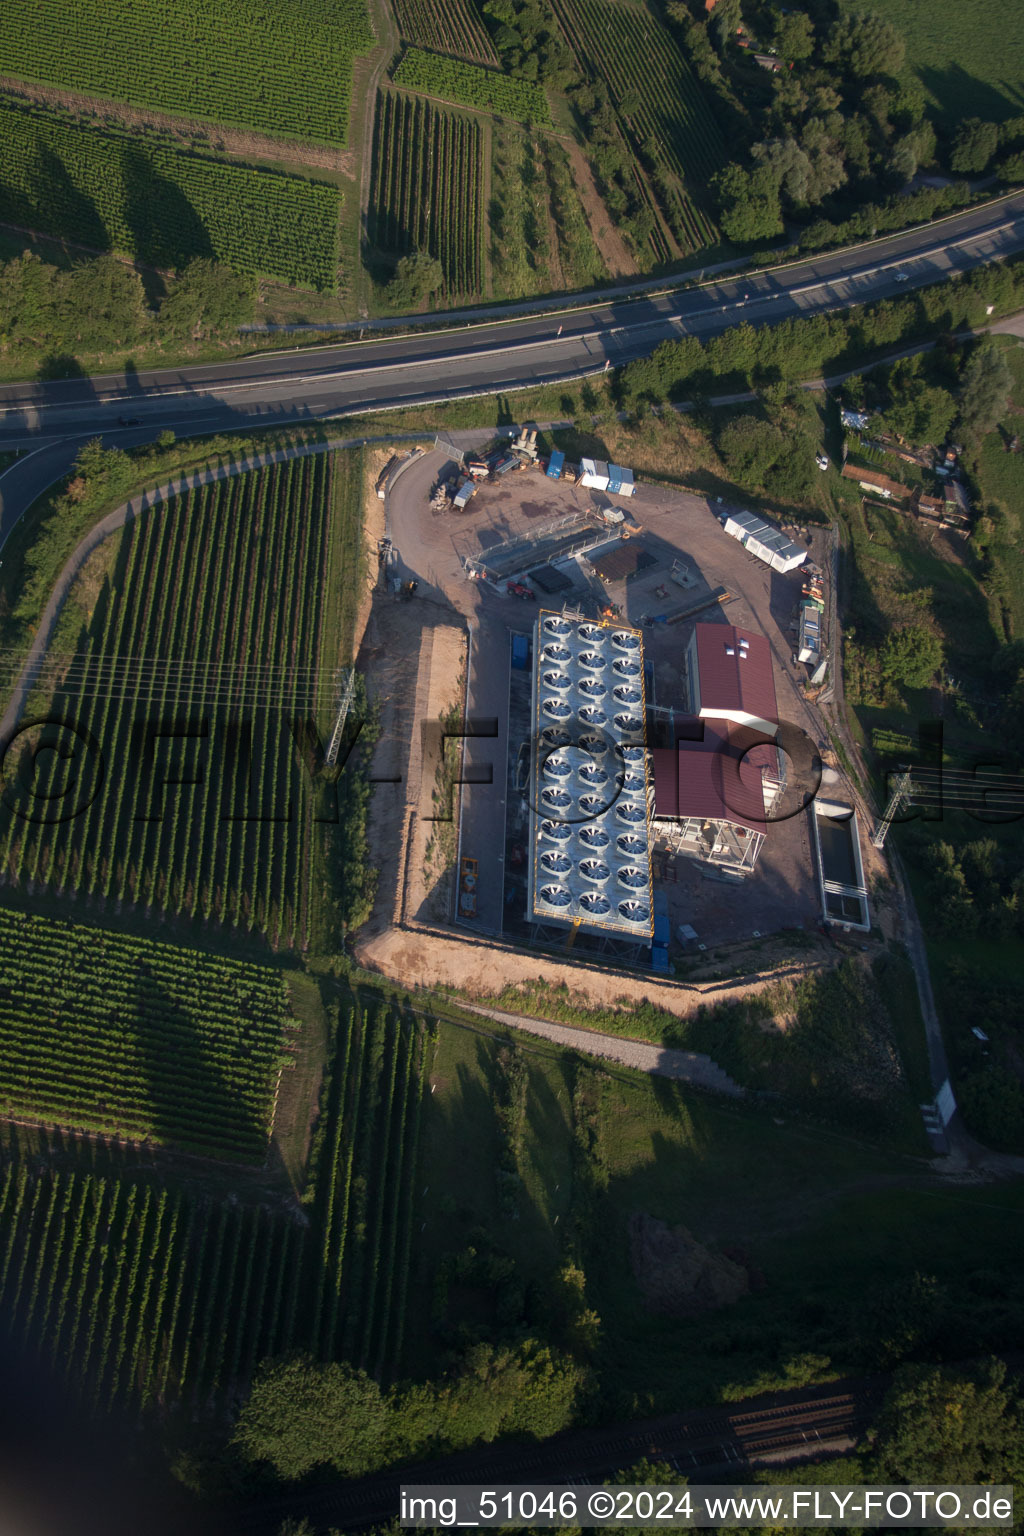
[2, 191, 1024, 550]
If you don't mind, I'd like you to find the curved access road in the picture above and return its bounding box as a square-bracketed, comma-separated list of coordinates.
[1, 191, 1024, 551]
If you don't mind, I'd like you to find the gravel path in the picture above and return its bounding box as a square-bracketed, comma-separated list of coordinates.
[455, 1000, 746, 1097]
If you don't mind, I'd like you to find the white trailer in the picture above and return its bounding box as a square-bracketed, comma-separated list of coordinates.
[579, 457, 610, 492]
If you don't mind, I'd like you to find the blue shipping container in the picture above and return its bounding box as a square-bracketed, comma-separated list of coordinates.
[651, 943, 670, 972]
[511, 634, 530, 670]
[546, 449, 565, 479]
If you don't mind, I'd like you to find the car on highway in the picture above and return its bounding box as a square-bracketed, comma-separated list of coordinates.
[506, 581, 535, 600]
[117, 415, 141, 426]
[894, 270, 909, 282]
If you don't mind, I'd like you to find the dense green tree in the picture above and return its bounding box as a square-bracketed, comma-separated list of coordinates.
[73, 437, 132, 488]
[234, 1357, 388, 1480]
[716, 414, 785, 486]
[886, 133, 919, 186]
[869, 1360, 1024, 1483]
[159, 259, 255, 340]
[860, 1272, 950, 1369]
[236, 1342, 585, 1485]
[923, 841, 977, 936]
[881, 624, 942, 689]
[998, 150, 1024, 183]
[711, 0, 741, 49]
[799, 117, 848, 201]
[0, 251, 60, 344]
[958, 339, 1013, 439]
[958, 1066, 1024, 1149]
[773, 10, 814, 61]
[387, 250, 444, 308]
[883, 383, 956, 446]
[822, 11, 905, 77]
[63, 253, 148, 345]
[950, 117, 1000, 174]
[710, 163, 783, 242]
[752, 136, 811, 204]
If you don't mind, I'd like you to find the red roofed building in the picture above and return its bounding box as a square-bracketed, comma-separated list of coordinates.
[651, 720, 783, 874]
[686, 622, 779, 738]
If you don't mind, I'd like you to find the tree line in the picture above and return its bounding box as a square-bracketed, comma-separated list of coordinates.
[617, 254, 1024, 412]
[0, 250, 255, 370]
[698, 1, 1024, 255]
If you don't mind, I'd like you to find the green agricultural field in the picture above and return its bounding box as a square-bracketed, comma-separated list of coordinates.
[0, 908, 294, 1160]
[369, 92, 487, 301]
[836, 0, 1024, 130]
[392, 48, 552, 125]
[0, 451, 361, 949]
[0, 986, 428, 1411]
[392, 0, 499, 66]
[409, 1017, 1024, 1412]
[0, 0, 373, 144]
[304, 991, 429, 1378]
[0, 1165, 308, 1413]
[0, 102, 340, 289]
[551, 0, 722, 253]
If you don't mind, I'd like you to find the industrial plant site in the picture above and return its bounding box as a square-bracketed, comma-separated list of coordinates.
[357, 427, 877, 983]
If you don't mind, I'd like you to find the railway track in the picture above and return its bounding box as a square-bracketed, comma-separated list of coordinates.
[231, 1383, 881, 1533]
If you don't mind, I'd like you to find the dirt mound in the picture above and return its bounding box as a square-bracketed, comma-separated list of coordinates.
[628, 1212, 750, 1317]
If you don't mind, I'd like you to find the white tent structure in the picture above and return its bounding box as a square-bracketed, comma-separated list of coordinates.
[721, 509, 806, 573]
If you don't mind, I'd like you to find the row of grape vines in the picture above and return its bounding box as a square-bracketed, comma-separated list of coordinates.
[392, 48, 551, 125]
[305, 996, 428, 1379]
[0, 454, 338, 949]
[0, 907, 294, 1160]
[0, 101, 340, 288]
[0, 996, 429, 1408]
[392, 0, 498, 66]
[369, 91, 486, 300]
[0, 1165, 306, 1411]
[551, 0, 723, 251]
[0, 0, 374, 145]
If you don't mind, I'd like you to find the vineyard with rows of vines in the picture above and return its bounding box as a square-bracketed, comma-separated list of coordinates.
[304, 993, 428, 1378]
[0, 0, 373, 144]
[0, 102, 340, 288]
[0, 1165, 308, 1411]
[392, 0, 498, 66]
[0, 908, 294, 1160]
[0, 452, 352, 949]
[0, 990, 428, 1409]
[369, 92, 486, 300]
[392, 48, 551, 124]
[552, 0, 723, 251]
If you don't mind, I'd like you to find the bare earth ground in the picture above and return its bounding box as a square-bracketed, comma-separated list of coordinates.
[0, 77, 356, 175]
[406, 626, 467, 923]
[356, 922, 833, 1016]
[562, 141, 639, 279]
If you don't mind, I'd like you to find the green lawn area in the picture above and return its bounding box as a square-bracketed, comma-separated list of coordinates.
[405, 1015, 1024, 1413]
[837, 0, 1024, 131]
[594, 1076, 1024, 1410]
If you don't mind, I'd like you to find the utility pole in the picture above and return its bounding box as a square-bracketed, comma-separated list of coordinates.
[325, 667, 356, 768]
[871, 769, 912, 848]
